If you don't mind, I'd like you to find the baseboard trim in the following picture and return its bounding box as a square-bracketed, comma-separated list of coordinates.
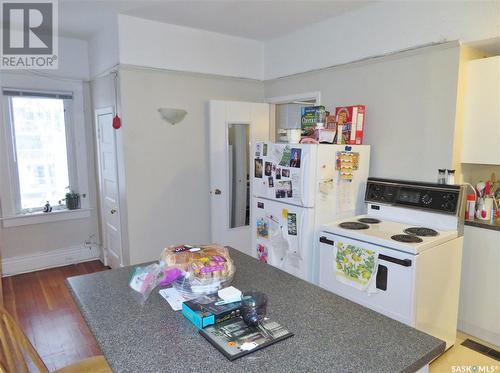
[2, 245, 101, 277]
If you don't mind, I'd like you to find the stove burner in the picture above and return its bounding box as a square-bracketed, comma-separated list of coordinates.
[339, 222, 370, 230]
[404, 227, 439, 237]
[391, 234, 423, 243]
[358, 218, 381, 224]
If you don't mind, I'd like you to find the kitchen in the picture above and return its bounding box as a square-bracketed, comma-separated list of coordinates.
[0, 1, 499, 372]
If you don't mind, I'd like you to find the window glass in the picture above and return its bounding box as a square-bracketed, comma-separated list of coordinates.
[10, 96, 70, 210]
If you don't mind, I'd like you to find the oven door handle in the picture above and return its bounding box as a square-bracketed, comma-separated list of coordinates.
[319, 236, 334, 246]
[378, 254, 412, 267]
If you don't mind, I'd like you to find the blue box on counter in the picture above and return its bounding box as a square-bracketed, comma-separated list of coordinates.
[182, 294, 242, 329]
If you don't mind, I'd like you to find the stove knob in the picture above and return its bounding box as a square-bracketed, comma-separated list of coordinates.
[444, 193, 456, 201]
[369, 186, 383, 201]
[444, 201, 455, 211]
[421, 193, 432, 205]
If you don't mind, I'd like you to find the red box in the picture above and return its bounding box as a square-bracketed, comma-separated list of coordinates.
[335, 105, 366, 144]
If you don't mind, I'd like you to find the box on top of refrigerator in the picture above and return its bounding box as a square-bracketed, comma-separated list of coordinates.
[335, 105, 365, 145]
[301, 106, 326, 140]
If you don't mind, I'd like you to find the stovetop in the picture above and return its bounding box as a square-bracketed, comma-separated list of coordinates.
[322, 215, 459, 254]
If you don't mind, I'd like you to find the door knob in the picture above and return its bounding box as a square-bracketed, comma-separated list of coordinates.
[214, 189, 222, 195]
[111, 208, 117, 214]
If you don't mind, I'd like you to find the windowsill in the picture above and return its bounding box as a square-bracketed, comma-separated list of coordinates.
[0, 208, 92, 228]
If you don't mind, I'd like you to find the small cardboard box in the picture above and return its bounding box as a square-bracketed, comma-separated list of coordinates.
[182, 294, 241, 329]
[301, 106, 326, 140]
[335, 105, 366, 145]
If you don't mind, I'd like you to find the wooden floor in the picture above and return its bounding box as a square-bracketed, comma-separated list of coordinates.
[2, 261, 109, 371]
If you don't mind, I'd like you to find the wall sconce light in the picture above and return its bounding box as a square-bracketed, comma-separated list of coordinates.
[158, 108, 187, 125]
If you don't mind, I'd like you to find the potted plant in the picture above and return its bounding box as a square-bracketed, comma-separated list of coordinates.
[65, 188, 81, 210]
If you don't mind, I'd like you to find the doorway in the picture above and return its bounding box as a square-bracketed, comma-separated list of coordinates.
[95, 107, 123, 268]
[209, 100, 269, 254]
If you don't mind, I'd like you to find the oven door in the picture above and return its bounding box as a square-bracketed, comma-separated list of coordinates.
[318, 232, 416, 326]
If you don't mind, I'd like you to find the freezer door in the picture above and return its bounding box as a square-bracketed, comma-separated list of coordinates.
[252, 142, 317, 207]
[252, 197, 315, 282]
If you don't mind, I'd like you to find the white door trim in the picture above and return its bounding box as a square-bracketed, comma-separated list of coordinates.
[209, 101, 270, 254]
[94, 106, 123, 267]
[265, 91, 321, 142]
[265, 91, 322, 105]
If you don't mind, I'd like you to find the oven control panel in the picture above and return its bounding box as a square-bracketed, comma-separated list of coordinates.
[365, 178, 463, 214]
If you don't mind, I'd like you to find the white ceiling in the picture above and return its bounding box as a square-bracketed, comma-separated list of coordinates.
[59, 0, 374, 41]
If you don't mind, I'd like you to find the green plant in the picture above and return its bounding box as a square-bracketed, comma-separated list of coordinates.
[64, 187, 83, 210]
[65, 187, 80, 200]
[66, 187, 80, 199]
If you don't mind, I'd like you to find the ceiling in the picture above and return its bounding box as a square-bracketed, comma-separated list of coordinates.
[59, 0, 374, 41]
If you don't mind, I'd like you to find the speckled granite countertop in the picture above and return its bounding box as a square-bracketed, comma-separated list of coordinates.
[66, 248, 444, 373]
[465, 218, 500, 231]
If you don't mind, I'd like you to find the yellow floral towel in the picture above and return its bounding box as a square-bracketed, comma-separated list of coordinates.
[335, 241, 378, 291]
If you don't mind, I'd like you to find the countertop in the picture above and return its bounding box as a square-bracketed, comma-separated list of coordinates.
[464, 218, 500, 231]
[67, 248, 445, 373]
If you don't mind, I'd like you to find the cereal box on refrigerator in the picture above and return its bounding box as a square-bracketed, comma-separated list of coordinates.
[301, 106, 326, 140]
[335, 105, 366, 145]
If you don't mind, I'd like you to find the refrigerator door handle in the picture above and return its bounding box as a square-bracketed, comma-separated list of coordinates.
[297, 209, 306, 259]
[300, 151, 308, 207]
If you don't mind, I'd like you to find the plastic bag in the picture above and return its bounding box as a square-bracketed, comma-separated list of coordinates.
[129, 244, 236, 304]
[129, 263, 167, 305]
[161, 244, 235, 299]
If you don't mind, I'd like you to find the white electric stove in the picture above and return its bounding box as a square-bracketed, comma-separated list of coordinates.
[318, 178, 466, 350]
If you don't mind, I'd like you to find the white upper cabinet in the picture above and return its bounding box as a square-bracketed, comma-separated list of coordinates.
[461, 56, 500, 165]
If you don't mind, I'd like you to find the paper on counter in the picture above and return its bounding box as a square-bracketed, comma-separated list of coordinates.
[159, 287, 185, 311]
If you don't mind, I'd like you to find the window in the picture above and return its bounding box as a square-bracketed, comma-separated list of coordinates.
[3, 90, 75, 213]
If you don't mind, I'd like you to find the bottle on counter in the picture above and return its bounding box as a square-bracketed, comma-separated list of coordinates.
[446, 169, 455, 185]
[465, 194, 476, 221]
[482, 197, 494, 221]
[437, 169, 446, 184]
[476, 197, 493, 221]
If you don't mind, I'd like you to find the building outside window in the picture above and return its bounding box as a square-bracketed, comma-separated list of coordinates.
[3, 90, 75, 213]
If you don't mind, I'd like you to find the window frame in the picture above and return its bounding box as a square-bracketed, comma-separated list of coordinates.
[2, 90, 78, 214]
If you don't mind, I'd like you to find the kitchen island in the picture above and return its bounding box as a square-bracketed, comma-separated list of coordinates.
[67, 248, 444, 373]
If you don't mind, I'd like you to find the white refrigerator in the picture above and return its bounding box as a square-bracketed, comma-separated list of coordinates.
[251, 141, 370, 283]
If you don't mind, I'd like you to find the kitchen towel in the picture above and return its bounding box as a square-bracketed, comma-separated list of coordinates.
[334, 241, 378, 292]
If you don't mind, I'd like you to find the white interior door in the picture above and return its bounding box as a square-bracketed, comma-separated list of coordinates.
[209, 100, 269, 254]
[95, 107, 123, 268]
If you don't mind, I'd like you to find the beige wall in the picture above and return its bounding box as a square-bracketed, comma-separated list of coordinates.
[461, 164, 500, 187]
[265, 42, 461, 182]
[118, 68, 264, 264]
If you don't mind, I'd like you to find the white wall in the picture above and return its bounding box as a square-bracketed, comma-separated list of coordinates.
[264, 0, 500, 79]
[118, 67, 264, 264]
[118, 15, 264, 80]
[55, 37, 90, 80]
[5, 36, 91, 80]
[265, 42, 461, 182]
[0, 73, 99, 265]
[0, 37, 100, 274]
[88, 22, 120, 78]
